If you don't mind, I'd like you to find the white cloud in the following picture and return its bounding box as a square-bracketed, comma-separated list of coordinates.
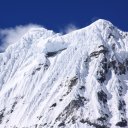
[60, 24, 78, 34]
[0, 24, 41, 52]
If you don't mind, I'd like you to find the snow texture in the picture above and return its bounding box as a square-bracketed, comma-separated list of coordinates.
[0, 19, 128, 128]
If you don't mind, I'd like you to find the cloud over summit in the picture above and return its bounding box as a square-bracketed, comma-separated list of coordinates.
[0, 24, 41, 52]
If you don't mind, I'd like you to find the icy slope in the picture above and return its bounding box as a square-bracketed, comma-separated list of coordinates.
[0, 19, 128, 128]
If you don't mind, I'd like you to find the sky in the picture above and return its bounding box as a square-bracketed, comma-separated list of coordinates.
[0, 0, 128, 50]
[0, 0, 128, 31]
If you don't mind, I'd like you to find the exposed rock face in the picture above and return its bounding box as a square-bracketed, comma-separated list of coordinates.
[0, 19, 128, 128]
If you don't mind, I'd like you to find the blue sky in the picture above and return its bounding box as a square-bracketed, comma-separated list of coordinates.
[0, 0, 128, 32]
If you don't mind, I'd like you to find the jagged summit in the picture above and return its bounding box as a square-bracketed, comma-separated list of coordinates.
[0, 20, 128, 128]
[92, 19, 113, 26]
[1, 19, 120, 54]
[65, 19, 114, 33]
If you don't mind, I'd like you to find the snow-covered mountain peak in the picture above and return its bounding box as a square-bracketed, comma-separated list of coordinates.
[93, 19, 113, 27]
[0, 19, 128, 128]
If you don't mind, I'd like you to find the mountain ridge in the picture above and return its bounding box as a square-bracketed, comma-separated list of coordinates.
[0, 19, 128, 128]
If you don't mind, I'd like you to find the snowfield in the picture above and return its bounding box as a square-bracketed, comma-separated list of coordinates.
[0, 19, 128, 128]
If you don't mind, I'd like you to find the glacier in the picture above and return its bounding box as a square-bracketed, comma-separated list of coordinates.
[0, 19, 128, 128]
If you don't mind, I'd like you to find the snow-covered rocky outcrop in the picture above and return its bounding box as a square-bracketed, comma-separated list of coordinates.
[0, 19, 128, 128]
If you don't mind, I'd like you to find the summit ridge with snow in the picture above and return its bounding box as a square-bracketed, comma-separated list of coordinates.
[0, 19, 128, 128]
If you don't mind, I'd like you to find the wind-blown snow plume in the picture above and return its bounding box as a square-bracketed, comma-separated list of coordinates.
[0, 24, 41, 51]
[60, 24, 78, 34]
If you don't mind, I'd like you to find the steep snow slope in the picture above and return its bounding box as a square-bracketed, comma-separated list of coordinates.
[0, 19, 128, 128]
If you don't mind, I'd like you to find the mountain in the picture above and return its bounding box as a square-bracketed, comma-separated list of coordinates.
[0, 19, 128, 128]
